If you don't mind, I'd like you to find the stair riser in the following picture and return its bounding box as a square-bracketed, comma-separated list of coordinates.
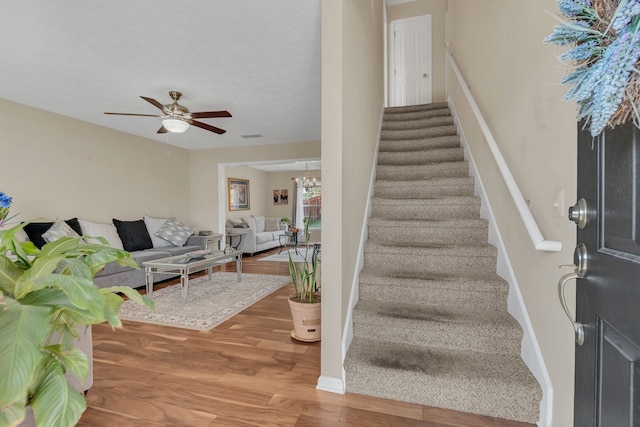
[359, 285, 508, 310]
[379, 135, 460, 152]
[383, 108, 451, 122]
[368, 226, 488, 246]
[376, 164, 468, 181]
[359, 272, 509, 294]
[351, 315, 521, 355]
[384, 102, 449, 114]
[363, 252, 496, 275]
[381, 125, 457, 141]
[378, 150, 463, 166]
[373, 184, 475, 199]
[382, 116, 454, 130]
[370, 204, 481, 221]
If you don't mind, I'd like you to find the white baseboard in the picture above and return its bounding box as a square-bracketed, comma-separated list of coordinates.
[448, 96, 553, 427]
[316, 375, 345, 394]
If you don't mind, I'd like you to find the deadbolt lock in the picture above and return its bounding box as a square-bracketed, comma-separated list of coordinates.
[568, 198, 589, 229]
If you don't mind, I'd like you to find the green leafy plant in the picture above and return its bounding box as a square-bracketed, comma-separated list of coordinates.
[287, 217, 319, 304]
[0, 222, 154, 427]
[281, 217, 291, 225]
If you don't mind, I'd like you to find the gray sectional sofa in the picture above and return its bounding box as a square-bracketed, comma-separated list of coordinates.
[20, 216, 207, 290]
[93, 235, 207, 289]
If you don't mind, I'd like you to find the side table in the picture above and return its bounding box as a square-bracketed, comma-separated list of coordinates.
[278, 231, 299, 254]
[226, 233, 243, 249]
[203, 234, 222, 250]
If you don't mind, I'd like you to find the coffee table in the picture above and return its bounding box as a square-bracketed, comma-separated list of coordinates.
[143, 250, 242, 302]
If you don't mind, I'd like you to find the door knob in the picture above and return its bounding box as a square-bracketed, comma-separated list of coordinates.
[558, 272, 585, 345]
[557, 243, 589, 345]
[568, 198, 589, 229]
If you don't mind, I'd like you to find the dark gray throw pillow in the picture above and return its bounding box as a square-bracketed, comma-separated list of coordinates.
[23, 218, 84, 249]
[113, 219, 153, 252]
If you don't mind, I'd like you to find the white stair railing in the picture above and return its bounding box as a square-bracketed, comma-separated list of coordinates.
[446, 49, 562, 252]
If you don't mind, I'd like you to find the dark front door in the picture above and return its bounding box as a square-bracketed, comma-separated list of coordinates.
[573, 122, 640, 426]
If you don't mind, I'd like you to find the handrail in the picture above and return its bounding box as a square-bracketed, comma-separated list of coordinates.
[445, 48, 562, 252]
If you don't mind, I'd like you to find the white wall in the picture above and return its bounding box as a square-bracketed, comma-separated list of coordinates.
[0, 98, 191, 225]
[447, 1, 577, 425]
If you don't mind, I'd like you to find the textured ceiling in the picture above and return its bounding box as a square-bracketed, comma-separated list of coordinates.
[0, 1, 321, 150]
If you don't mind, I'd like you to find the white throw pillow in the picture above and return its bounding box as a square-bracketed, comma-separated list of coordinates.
[154, 218, 194, 247]
[78, 219, 124, 249]
[252, 215, 266, 233]
[143, 215, 173, 248]
[42, 220, 81, 243]
[264, 218, 280, 232]
[241, 216, 256, 231]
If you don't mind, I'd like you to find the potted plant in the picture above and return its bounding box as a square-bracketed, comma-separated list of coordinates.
[287, 217, 320, 342]
[281, 217, 291, 229]
[0, 194, 154, 427]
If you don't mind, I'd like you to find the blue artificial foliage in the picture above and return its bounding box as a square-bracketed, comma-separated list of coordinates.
[547, 0, 640, 136]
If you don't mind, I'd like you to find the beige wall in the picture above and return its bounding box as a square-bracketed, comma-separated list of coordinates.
[224, 166, 270, 220]
[321, 0, 384, 383]
[0, 98, 191, 225]
[387, 0, 448, 103]
[188, 142, 320, 234]
[447, 1, 577, 425]
[265, 171, 297, 220]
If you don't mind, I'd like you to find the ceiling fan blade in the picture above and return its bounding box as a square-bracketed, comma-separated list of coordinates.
[157, 126, 168, 134]
[140, 96, 166, 112]
[190, 110, 232, 119]
[191, 120, 226, 134]
[104, 112, 161, 117]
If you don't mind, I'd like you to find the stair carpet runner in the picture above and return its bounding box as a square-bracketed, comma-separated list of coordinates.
[343, 102, 542, 424]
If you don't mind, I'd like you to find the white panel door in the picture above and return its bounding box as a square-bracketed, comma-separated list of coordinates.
[391, 15, 432, 106]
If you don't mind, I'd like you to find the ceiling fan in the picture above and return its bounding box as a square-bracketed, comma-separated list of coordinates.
[104, 91, 231, 134]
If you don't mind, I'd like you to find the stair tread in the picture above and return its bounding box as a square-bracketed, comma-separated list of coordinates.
[345, 336, 541, 424]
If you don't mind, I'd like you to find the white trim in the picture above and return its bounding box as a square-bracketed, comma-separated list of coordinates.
[316, 375, 345, 394]
[445, 49, 561, 252]
[449, 98, 553, 427]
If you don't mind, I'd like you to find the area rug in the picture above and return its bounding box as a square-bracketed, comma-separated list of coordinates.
[118, 272, 290, 331]
[259, 248, 315, 263]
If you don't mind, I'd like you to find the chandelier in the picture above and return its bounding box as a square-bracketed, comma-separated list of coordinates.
[295, 163, 318, 190]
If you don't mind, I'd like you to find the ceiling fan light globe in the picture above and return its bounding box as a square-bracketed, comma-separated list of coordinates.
[162, 118, 190, 133]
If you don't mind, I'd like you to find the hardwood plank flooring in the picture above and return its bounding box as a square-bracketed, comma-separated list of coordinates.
[78, 248, 535, 426]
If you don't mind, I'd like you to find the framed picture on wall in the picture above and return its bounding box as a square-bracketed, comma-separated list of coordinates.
[273, 189, 288, 205]
[228, 178, 250, 211]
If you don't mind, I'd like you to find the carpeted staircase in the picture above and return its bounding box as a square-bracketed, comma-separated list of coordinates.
[343, 102, 542, 424]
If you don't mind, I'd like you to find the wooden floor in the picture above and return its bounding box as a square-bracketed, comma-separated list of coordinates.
[78, 248, 535, 427]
